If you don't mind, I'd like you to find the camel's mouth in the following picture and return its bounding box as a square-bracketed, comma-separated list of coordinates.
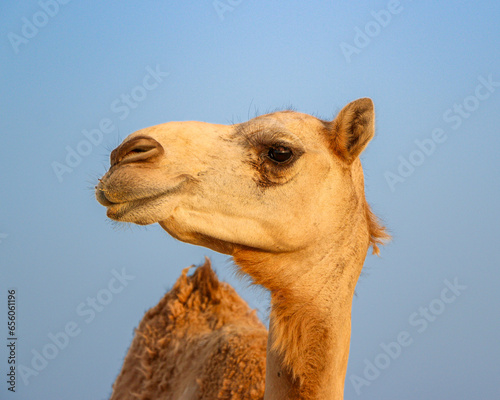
[95, 188, 117, 207]
[95, 177, 190, 223]
[103, 194, 165, 222]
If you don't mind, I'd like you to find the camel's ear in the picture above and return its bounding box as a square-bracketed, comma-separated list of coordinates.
[328, 98, 375, 164]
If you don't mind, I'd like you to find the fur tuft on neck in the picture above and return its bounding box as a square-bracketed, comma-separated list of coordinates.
[269, 288, 333, 398]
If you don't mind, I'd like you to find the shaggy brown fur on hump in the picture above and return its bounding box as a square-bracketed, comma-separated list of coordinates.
[109, 258, 267, 400]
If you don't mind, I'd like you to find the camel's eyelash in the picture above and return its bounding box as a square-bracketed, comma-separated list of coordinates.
[246, 130, 295, 150]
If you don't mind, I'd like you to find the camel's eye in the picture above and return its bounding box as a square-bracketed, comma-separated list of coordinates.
[267, 146, 293, 163]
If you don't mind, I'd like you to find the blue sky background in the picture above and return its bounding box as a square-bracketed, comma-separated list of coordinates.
[1, 1, 499, 399]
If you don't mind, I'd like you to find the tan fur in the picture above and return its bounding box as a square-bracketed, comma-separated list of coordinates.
[365, 200, 391, 255]
[96, 98, 390, 399]
[232, 179, 388, 399]
[110, 258, 267, 400]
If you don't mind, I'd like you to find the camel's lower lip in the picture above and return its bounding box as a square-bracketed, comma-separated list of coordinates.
[104, 193, 165, 221]
[105, 202, 131, 220]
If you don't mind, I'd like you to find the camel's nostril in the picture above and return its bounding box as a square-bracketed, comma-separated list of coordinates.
[128, 144, 156, 153]
[120, 146, 159, 165]
[111, 136, 164, 166]
[124, 145, 155, 158]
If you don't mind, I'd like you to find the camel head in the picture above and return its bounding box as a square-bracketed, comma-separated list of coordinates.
[96, 98, 382, 257]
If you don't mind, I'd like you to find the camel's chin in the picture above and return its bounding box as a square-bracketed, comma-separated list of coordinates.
[105, 205, 154, 225]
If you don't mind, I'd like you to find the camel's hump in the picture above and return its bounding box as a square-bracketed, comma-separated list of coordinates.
[109, 258, 267, 400]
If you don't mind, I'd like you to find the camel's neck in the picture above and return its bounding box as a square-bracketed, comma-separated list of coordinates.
[264, 272, 355, 400]
[234, 229, 368, 400]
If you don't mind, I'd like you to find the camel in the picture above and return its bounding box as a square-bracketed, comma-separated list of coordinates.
[95, 98, 389, 399]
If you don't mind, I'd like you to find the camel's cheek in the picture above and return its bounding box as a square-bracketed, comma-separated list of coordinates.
[158, 205, 303, 253]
